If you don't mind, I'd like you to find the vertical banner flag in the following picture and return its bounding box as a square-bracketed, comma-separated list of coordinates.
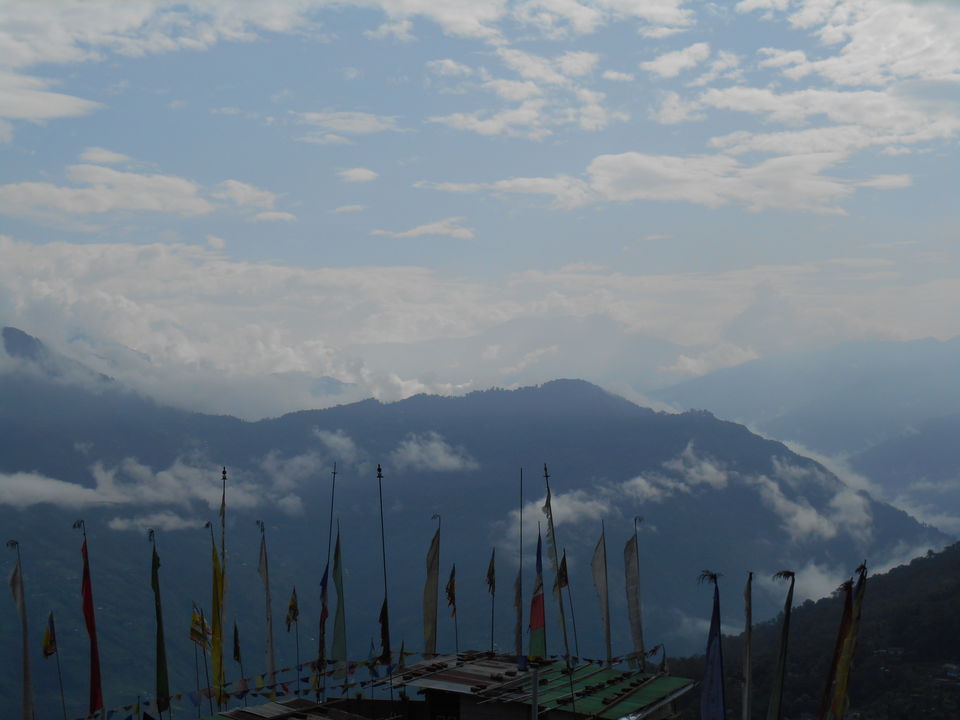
[623, 534, 645, 658]
[557, 550, 568, 591]
[487, 548, 496, 595]
[423, 527, 440, 657]
[591, 526, 612, 665]
[81, 538, 105, 714]
[233, 620, 242, 664]
[151, 542, 170, 712]
[190, 604, 210, 647]
[210, 531, 225, 704]
[331, 531, 347, 678]
[542, 476, 570, 661]
[257, 528, 276, 683]
[318, 563, 329, 668]
[528, 531, 546, 660]
[766, 571, 796, 720]
[446, 564, 457, 617]
[828, 564, 867, 720]
[286, 587, 299, 632]
[699, 571, 725, 720]
[742, 572, 753, 720]
[818, 579, 853, 720]
[9, 552, 35, 720]
[42, 611, 57, 657]
[513, 567, 523, 660]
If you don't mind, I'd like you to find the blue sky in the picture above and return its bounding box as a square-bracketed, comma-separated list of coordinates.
[1, 0, 959, 417]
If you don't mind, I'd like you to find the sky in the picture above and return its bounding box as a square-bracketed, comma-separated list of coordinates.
[1, 0, 959, 418]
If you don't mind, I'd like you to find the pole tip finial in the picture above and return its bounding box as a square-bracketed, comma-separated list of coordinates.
[377, 463, 383, 479]
[5, 539, 18, 549]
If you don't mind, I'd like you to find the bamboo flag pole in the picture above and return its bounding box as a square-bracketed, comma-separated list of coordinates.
[199, 607, 213, 716]
[320, 462, 338, 702]
[515, 468, 523, 666]
[375, 464, 394, 703]
[743, 572, 753, 720]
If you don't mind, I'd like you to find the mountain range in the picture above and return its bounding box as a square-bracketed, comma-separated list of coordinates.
[0, 327, 948, 716]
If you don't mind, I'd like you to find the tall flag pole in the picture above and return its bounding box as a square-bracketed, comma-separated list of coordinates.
[331, 523, 348, 681]
[205, 521, 225, 707]
[446, 563, 459, 653]
[375, 464, 393, 697]
[424, 514, 441, 658]
[42, 610, 68, 720]
[590, 521, 612, 666]
[766, 570, 796, 720]
[7, 539, 35, 720]
[486, 547, 496, 653]
[319, 462, 338, 701]
[256, 520, 276, 690]
[286, 587, 300, 693]
[514, 468, 524, 666]
[818, 579, 853, 720]
[827, 563, 867, 720]
[559, 548, 580, 658]
[148, 530, 170, 718]
[542, 465, 571, 666]
[698, 570, 725, 720]
[624, 515, 646, 666]
[74, 519, 104, 716]
[219, 468, 228, 703]
[528, 525, 547, 660]
[742, 572, 753, 720]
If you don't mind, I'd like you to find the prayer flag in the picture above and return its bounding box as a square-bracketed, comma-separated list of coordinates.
[591, 528, 611, 664]
[80, 538, 104, 714]
[9, 555, 35, 720]
[528, 531, 546, 659]
[286, 587, 299, 632]
[766, 571, 796, 720]
[623, 535, 644, 657]
[486, 548, 496, 595]
[42, 611, 57, 658]
[423, 528, 440, 657]
[742, 572, 753, 720]
[446, 564, 457, 617]
[700, 572, 725, 720]
[378, 597, 391, 664]
[233, 620, 242, 664]
[331, 531, 347, 678]
[258, 531, 276, 683]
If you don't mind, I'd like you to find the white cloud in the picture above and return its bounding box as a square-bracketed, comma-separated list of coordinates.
[313, 429, 362, 466]
[663, 442, 729, 489]
[688, 50, 740, 87]
[373, 216, 476, 240]
[858, 174, 912, 189]
[556, 51, 599, 77]
[426, 59, 474, 77]
[640, 42, 711, 78]
[250, 211, 297, 222]
[650, 91, 704, 124]
[390, 431, 479, 471]
[294, 111, 399, 135]
[663, 343, 759, 376]
[206, 234, 226, 249]
[213, 180, 277, 209]
[339, 167, 379, 183]
[602, 70, 634, 82]
[429, 99, 551, 139]
[0, 471, 110, 508]
[0, 164, 214, 219]
[108, 511, 204, 532]
[78, 147, 130, 164]
[0, 70, 101, 123]
[332, 204, 366, 213]
[365, 19, 415, 41]
[297, 133, 352, 145]
[483, 79, 543, 101]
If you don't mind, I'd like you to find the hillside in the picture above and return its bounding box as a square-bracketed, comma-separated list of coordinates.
[671, 542, 960, 719]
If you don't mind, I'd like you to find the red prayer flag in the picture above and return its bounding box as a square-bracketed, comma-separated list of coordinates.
[81, 539, 104, 713]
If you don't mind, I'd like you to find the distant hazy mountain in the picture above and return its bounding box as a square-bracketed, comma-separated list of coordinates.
[850, 413, 960, 534]
[0, 327, 947, 716]
[652, 337, 960, 456]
